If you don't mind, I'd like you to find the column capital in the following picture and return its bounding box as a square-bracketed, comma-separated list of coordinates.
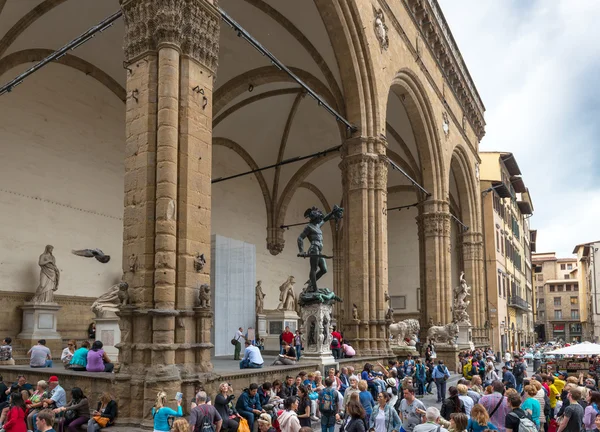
[417, 211, 451, 238]
[120, 0, 220, 70]
[339, 136, 388, 191]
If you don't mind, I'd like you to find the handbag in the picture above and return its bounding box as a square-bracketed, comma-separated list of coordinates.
[237, 417, 251, 432]
[64, 409, 77, 421]
[231, 338, 237, 346]
[93, 415, 110, 428]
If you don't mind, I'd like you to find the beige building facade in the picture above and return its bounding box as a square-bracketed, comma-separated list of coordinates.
[533, 253, 590, 342]
[573, 242, 600, 342]
[480, 152, 534, 354]
[0, 0, 486, 423]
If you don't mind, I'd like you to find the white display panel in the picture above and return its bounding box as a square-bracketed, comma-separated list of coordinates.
[211, 235, 256, 356]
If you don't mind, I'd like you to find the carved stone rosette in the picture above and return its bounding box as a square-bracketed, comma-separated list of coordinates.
[120, 0, 220, 70]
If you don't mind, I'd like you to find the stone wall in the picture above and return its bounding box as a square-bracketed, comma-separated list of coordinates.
[0, 65, 125, 301]
[0, 291, 95, 341]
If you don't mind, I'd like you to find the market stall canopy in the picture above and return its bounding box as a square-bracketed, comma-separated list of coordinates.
[546, 342, 600, 355]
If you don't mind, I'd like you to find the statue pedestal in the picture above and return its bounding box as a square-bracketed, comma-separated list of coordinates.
[300, 302, 335, 366]
[391, 343, 419, 359]
[435, 343, 460, 372]
[256, 314, 267, 340]
[94, 315, 121, 359]
[17, 302, 62, 352]
[263, 309, 300, 353]
[456, 323, 474, 350]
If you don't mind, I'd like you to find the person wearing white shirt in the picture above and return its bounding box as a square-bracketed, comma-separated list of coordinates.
[240, 341, 264, 369]
[457, 384, 474, 417]
[61, 340, 76, 366]
[233, 327, 245, 361]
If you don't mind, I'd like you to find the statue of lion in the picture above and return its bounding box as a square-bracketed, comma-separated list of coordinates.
[389, 319, 420, 345]
[427, 322, 459, 344]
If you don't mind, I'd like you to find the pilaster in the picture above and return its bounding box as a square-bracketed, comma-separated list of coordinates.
[461, 231, 484, 328]
[417, 202, 452, 326]
[118, 0, 219, 424]
[339, 136, 391, 356]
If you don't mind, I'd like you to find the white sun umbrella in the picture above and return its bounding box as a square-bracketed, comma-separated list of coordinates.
[546, 342, 600, 355]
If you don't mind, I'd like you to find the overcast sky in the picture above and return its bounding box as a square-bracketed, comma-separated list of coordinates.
[438, 0, 600, 257]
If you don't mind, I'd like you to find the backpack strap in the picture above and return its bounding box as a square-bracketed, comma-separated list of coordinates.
[489, 396, 504, 417]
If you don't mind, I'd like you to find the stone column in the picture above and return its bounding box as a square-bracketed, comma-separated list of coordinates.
[339, 136, 390, 356]
[118, 0, 219, 424]
[417, 202, 452, 325]
[462, 231, 484, 328]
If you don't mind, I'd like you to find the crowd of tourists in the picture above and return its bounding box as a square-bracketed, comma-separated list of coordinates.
[143, 348, 600, 432]
[233, 326, 356, 370]
[0, 337, 114, 373]
[0, 374, 117, 432]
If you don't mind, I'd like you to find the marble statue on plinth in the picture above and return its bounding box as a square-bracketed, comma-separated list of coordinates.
[31, 245, 60, 304]
[277, 276, 297, 311]
[91, 282, 128, 317]
[453, 272, 471, 325]
[296, 205, 343, 306]
[389, 319, 420, 346]
[427, 322, 459, 344]
[255, 281, 265, 314]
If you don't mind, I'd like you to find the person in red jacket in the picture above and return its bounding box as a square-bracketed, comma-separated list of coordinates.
[330, 326, 343, 359]
[4, 392, 27, 432]
[279, 327, 294, 354]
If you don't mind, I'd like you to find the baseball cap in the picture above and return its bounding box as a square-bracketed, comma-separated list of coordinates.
[48, 376, 59, 383]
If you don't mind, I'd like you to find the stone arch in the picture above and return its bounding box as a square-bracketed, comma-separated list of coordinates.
[0, 49, 126, 102]
[386, 148, 420, 185]
[214, 66, 338, 117]
[212, 136, 273, 224]
[0, 0, 68, 57]
[241, 0, 344, 111]
[388, 68, 445, 200]
[314, 0, 378, 135]
[213, 88, 302, 128]
[275, 152, 339, 234]
[450, 143, 484, 327]
[450, 144, 478, 232]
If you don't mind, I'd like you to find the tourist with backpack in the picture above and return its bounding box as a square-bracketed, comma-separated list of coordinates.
[318, 378, 340, 432]
[415, 359, 427, 398]
[331, 326, 342, 360]
[189, 391, 222, 432]
[369, 392, 401, 432]
[514, 358, 527, 393]
[520, 385, 541, 430]
[505, 393, 536, 432]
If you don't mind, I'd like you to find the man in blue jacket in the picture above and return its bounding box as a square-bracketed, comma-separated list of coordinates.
[235, 383, 264, 431]
[432, 360, 450, 403]
[502, 365, 516, 389]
